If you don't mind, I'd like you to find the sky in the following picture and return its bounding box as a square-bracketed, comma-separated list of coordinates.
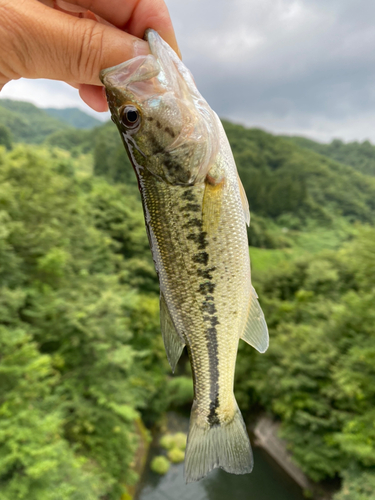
[2, 0, 375, 143]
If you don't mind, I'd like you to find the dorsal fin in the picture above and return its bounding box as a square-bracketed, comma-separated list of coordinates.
[240, 286, 269, 353]
[237, 174, 250, 226]
[160, 292, 185, 372]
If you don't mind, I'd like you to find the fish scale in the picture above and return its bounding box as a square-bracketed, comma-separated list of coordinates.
[101, 29, 269, 483]
[142, 173, 247, 422]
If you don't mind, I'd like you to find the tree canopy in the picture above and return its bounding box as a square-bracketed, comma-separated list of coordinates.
[0, 101, 374, 499]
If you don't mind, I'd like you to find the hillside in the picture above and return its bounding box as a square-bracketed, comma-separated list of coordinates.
[40, 116, 375, 259]
[63, 118, 375, 227]
[283, 135, 375, 177]
[43, 118, 375, 258]
[44, 107, 102, 129]
[223, 122, 375, 225]
[2, 99, 375, 235]
[0, 99, 71, 143]
[1, 102, 375, 500]
[0, 99, 101, 143]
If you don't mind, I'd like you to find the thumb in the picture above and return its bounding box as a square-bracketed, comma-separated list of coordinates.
[2, 1, 149, 86]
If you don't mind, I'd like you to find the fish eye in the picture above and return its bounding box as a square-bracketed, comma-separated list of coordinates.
[121, 105, 141, 129]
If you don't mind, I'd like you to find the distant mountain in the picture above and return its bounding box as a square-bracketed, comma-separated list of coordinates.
[1, 98, 375, 228]
[0, 99, 69, 144]
[222, 121, 375, 224]
[45, 117, 375, 226]
[0, 99, 101, 144]
[282, 135, 375, 177]
[44, 107, 101, 129]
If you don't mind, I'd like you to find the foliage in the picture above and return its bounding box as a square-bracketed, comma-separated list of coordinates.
[0, 125, 12, 149]
[44, 128, 93, 155]
[45, 111, 375, 230]
[333, 467, 375, 500]
[0, 100, 69, 143]
[285, 136, 375, 177]
[223, 121, 375, 223]
[166, 376, 194, 408]
[44, 120, 135, 184]
[171, 432, 187, 450]
[1, 102, 375, 499]
[0, 145, 170, 499]
[150, 456, 170, 475]
[247, 214, 291, 249]
[167, 448, 185, 463]
[44, 108, 101, 129]
[235, 227, 375, 495]
[160, 433, 187, 451]
[0, 326, 106, 500]
[93, 122, 136, 185]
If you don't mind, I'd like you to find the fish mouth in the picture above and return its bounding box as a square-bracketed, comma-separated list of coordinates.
[100, 60, 134, 84]
[99, 29, 163, 89]
[100, 30, 220, 185]
[99, 29, 184, 94]
[144, 29, 166, 56]
[99, 54, 161, 92]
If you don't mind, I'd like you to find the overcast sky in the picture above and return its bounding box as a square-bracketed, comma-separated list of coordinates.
[2, 0, 375, 143]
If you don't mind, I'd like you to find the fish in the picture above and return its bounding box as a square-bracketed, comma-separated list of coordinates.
[100, 29, 269, 483]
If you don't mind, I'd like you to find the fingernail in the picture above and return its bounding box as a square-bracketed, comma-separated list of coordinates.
[133, 39, 150, 57]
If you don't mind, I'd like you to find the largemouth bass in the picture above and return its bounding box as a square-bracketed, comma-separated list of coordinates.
[100, 29, 268, 483]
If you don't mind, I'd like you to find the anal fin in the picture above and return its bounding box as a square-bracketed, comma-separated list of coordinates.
[240, 286, 269, 353]
[160, 292, 185, 372]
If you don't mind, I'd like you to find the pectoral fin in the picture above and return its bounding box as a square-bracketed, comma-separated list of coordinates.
[160, 292, 185, 372]
[240, 286, 269, 353]
[202, 176, 225, 234]
[237, 173, 250, 226]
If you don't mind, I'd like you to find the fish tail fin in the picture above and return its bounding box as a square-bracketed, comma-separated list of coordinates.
[184, 399, 253, 483]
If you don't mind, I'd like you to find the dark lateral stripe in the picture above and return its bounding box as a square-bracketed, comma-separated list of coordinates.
[208, 395, 220, 425]
[199, 282, 216, 294]
[183, 188, 221, 426]
[193, 252, 209, 266]
[206, 312, 220, 426]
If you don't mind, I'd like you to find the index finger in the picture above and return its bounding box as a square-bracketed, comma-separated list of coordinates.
[59, 0, 180, 57]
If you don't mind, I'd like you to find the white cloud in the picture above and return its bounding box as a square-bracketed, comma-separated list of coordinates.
[0, 79, 109, 121]
[1, 0, 375, 142]
[166, 0, 375, 142]
[230, 108, 375, 143]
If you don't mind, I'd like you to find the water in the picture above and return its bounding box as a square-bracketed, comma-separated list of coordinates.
[136, 433, 306, 500]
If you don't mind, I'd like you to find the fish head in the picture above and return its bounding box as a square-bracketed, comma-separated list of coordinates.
[100, 30, 219, 185]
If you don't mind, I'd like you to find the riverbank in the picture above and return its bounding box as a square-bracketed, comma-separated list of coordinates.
[134, 412, 309, 500]
[122, 419, 151, 500]
[253, 416, 337, 500]
[253, 416, 314, 493]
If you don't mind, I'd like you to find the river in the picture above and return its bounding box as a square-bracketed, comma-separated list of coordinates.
[135, 415, 307, 500]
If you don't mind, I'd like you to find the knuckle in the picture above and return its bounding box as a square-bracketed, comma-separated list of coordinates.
[73, 20, 104, 82]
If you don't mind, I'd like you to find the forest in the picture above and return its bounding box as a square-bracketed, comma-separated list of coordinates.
[0, 99, 374, 499]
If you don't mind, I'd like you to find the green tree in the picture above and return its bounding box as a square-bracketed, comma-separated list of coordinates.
[235, 228, 375, 496]
[0, 124, 12, 149]
[334, 468, 375, 500]
[0, 144, 170, 499]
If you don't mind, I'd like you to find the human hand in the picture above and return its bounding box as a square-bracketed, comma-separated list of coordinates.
[0, 0, 179, 111]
